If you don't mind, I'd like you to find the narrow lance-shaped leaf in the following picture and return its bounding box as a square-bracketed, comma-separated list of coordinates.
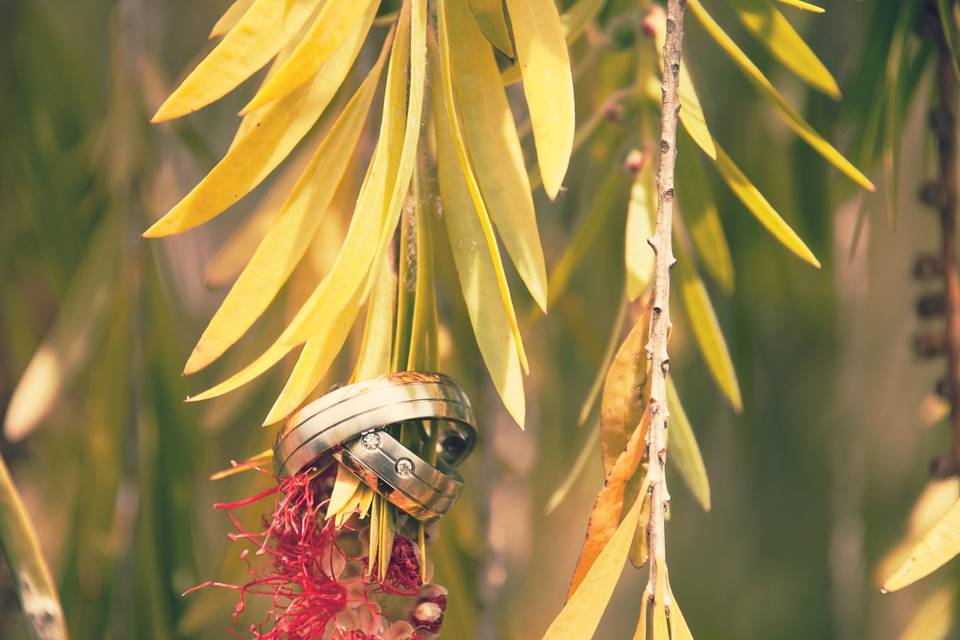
[775, 0, 825, 12]
[144, 1, 375, 237]
[666, 378, 711, 510]
[437, 1, 530, 372]
[687, 0, 874, 191]
[898, 586, 954, 640]
[184, 39, 387, 374]
[676, 130, 733, 293]
[676, 239, 742, 412]
[447, 0, 548, 312]
[504, 0, 575, 199]
[209, 0, 255, 39]
[241, 0, 382, 113]
[561, 0, 608, 44]
[883, 497, 960, 593]
[467, 0, 514, 56]
[625, 159, 655, 302]
[0, 454, 67, 640]
[541, 475, 651, 640]
[730, 0, 840, 98]
[152, 0, 320, 121]
[433, 45, 526, 428]
[352, 254, 398, 383]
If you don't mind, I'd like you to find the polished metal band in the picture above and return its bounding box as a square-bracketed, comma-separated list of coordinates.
[272, 372, 476, 522]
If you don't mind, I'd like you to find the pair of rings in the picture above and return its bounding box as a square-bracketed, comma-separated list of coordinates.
[274, 372, 476, 524]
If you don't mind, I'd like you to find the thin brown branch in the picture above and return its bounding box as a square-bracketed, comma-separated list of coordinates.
[644, 0, 685, 596]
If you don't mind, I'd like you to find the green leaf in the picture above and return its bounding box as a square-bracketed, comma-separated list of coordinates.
[688, 0, 874, 191]
[711, 143, 821, 268]
[677, 130, 734, 293]
[666, 379, 711, 510]
[542, 477, 650, 640]
[467, 0, 514, 56]
[730, 0, 840, 98]
[0, 453, 67, 640]
[676, 243, 742, 412]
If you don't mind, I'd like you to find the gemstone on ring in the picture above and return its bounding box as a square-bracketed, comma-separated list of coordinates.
[395, 458, 414, 477]
[361, 432, 381, 451]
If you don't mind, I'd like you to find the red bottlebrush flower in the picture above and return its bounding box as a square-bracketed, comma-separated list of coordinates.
[187, 465, 448, 640]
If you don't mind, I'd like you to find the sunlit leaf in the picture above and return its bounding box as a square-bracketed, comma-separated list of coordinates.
[667, 588, 695, 640]
[676, 246, 742, 412]
[0, 454, 67, 640]
[666, 379, 710, 510]
[578, 295, 628, 426]
[677, 131, 733, 293]
[899, 586, 953, 640]
[625, 163, 655, 302]
[437, 1, 530, 372]
[144, 2, 374, 237]
[209, 448, 274, 480]
[711, 143, 820, 268]
[447, 0, 548, 312]
[184, 42, 386, 374]
[353, 254, 398, 382]
[151, 0, 319, 122]
[504, 0, 575, 199]
[433, 42, 526, 428]
[561, 0, 608, 44]
[688, 0, 874, 191]
[542, 475, 650, 640]
[467, 0, 514, 57]
[730, 0, 840, 98]
[5, 217, 119, 442]
[326, 464, 362, 520]
[884, 496, 960, 592]
[406, 167, 439, 371]
[209, 0, 255, 39]
[774, 0, 824, 12]
[242, 0, 381, 113]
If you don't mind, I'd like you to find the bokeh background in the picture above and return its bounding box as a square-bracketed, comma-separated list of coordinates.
[0, 0, 951, 638]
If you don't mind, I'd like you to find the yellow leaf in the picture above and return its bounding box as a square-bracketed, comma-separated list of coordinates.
[209, 448, 274, 480]
[775, 0, 825, 12]
[4, 217, 119, 442]
[433, 48, 526, 429]
[730, 0, 839, 98]
[884, 497, 960, 592]
[625, 164, 655, 302]
[899, 586, 953, 640]
[242, 0, 381, 113]
[185, 43, 386, 374]
[467, 0, 514, 56]
[144, 1, 375, 237]
[578, 295, 629, 426]
[186, 5, 411, 407]
[676, 249, 742, 412]
[668, 588, 695, 640]
[634, 594, 649, 640]
[677, 131, 733, 293]
[152, 0, 319, 122]
[560, 0, 607, 44]
[209, 0, 255, 39]
[326, 464, 362, 520]
[666, 379, 711, 511]
[406, 167, 439, 371]
[712, 143, 821, 268]
[447, 0, 548, 312]
[503, 0, 574, 199]
[437, 2, 530, 372]
[352, 254, 398, 383]
[687, 0, 874, 190]
[542, 476, 650, 640]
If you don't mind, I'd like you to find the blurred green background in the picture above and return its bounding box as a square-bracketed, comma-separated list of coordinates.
[0, 0, 952, 638]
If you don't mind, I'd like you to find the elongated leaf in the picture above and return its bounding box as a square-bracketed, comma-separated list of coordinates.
[209, 0, 255, 39]
[677, 131, 733, 293]
[504, 0, 575, 199]
[0, 454, 67, 640]
[899, 586, 953, 640]
[184, 43, 386, 374]
[242, 0, 381, 113]
[668, 589, 695, 640]
[152, 0, 319, 121]
[712, 143, 820, 267]
[676, 248, 742, 412]
[447, 0, 548, 312]
[467, 0, 514, 56]
[730, 0, 839, 98]
[688, 0, 874, 190]
[542, 476, 650, 640]
[406, 166, 439, 371]
[145, 3, 374, 237]
[186, 5, 404, 407]
[568, 410, 649, 596]
[578, 295, 628, 426]
[884, 497, 960, 592]
[352, 254, 398, 382]
[561, 0, 607, 43]
[438, 2, 529, 372]
[5, 216, 119, 442]
[433, 49, 526, 429]
[545, 425, 599, 515]
[326, 464, 362, 520]
[666, 379, 710, 510]
[625, 162, 655, 301]
[775, 0, 824, 12]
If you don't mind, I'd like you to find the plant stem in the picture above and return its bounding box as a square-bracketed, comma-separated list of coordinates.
[645, 0, 685, 594]
[931, 8, 960, 471]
